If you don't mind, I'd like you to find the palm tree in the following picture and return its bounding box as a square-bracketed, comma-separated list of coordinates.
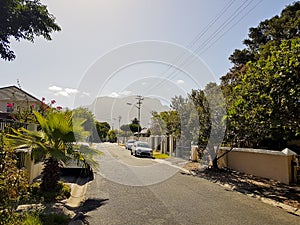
[7, 110, 100, 193]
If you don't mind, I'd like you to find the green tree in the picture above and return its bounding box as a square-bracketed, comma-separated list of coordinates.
[227, 38, 300, 149]
[95, 121, 110, 141]
[107, 130, 117, 143]
[7, 110, 100, 197]
[72, 107, 100, 142]
[150, 110, 181, 137]
[229, 2, 300, 67]
[128, 118, 141, 133]
[0, 0, 61, 60]
[222, 2, 300, 149]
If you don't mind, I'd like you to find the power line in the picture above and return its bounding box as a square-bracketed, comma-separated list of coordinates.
[147, 0, 260, 93]
[143, 0, 238, 95]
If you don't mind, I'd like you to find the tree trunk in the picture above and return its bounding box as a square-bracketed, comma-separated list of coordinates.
[41, 157, 60, 193]
[212, 156, 218, 169]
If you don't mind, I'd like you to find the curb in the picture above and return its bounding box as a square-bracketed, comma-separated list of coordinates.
[65, 177, 89, 208]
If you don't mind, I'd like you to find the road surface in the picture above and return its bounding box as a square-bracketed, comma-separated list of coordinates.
[83, 143, 299, 225]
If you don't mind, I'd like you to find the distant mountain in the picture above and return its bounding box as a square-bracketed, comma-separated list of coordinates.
[88, 96, 170, 128]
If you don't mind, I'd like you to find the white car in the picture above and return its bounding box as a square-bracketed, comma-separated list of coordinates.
[132, 141, 153, 158]
[125, 139, 136, 150]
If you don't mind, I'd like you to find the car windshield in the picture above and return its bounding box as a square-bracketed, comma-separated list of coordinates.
[137, 142, 150, 148]
[128, 140, 135, 143]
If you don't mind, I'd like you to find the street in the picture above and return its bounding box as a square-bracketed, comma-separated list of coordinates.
[84, 143, 299, 225]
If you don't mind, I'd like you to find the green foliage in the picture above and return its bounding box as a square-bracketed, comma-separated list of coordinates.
[21, 213, 42, 225]
[170, 95, 192, 146]
[153, 153, 169, 159]
[129, 123, 141, 133]
[28, 181, 71, 203]
[229, 2, 300, 66]
[95, 121, 110, 141]
[120, 118, 142, 134]
[227, 38, 300, 148]
[72, 107, 97, 141]
[0, 0, 61, 60]
[0, 134, 29, 224]
[39, 213, 71, 225]
[189, 89, 211, 147]
[107, 130, 117, 142]
[221, 2, 300, 149]
[150, 110, 181, 137]
[7, 110, 101, 196]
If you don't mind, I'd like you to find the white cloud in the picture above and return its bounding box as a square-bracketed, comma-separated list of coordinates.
[55, 91, 69, 97]
[108, 90, 132, 98]
[109, 92, 120, 98]
[177, 79, 184, 84]
[48, 85, 79, 97]
[65, 88, 79, 94]
[48, 85, 63, 92]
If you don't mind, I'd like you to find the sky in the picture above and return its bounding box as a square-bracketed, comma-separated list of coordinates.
[0, 0, 296, 109]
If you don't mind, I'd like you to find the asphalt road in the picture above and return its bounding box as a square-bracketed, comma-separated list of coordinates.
[84, 143, 300, 225]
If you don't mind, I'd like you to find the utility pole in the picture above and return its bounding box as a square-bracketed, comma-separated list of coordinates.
[136, 95, 144, 140]
[118, 115, 121, 144]
[127, 95, 144, 140]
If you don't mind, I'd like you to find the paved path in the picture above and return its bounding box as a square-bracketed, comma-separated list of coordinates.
[83, 143, 299, 225]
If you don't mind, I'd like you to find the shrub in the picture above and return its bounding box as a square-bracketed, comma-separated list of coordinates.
[28, 181, 71, 203]
[21, 213, 42, 225]
[39, 213, 71, 225]
[0, 146, 29, 224]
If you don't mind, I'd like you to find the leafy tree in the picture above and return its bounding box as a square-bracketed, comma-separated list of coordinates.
[128, 118, 141, 133]
[227, 38, 300, 149]
[222, 2, 300, 150]
[7, 110, 100, 198]
[72, 107, 100, 142]
[229, 2, 300, 67]
[0, 0, 61, 60]
[150, 111, 180, 136]
[107, 130, 117, 143]
[120, 124, 131, 132]
[95, 121, 110, 141]
[189, 89, 211, 147]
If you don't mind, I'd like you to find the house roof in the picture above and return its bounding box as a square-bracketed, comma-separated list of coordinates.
[0, 85, 42, 103]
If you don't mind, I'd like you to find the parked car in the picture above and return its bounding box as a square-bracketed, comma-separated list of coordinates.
[131, 141, 153, 158]
[125, 139, 136, 150]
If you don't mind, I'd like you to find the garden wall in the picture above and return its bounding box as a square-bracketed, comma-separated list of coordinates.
[217, 147, 298, 184]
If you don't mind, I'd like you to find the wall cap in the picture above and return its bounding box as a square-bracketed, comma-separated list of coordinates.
[281, 148, 297, 156]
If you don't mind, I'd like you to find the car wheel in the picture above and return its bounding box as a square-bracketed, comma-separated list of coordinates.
[131, 150, 133, 155]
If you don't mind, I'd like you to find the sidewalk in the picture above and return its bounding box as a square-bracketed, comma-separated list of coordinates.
[182, 161, 300, 217]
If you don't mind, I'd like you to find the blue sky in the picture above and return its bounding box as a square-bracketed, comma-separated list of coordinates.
[0, 0, 295, 108]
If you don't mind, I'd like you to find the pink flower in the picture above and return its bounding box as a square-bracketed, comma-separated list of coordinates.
[31, 104, 35, 108]
[56, 106, 62, 110]
[51, 100, 56, 104]
[42, 97, 45, 101]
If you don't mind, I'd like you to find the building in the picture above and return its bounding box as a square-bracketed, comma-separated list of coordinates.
[0, 85, 43, 183]
[0, 85, 42, 116]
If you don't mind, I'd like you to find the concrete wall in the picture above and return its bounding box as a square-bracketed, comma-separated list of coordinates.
[218, 148, 297, 184]
[24, 153, 44, 183]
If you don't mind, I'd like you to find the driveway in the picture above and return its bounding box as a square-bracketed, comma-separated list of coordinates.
[83, 143, 299, 225]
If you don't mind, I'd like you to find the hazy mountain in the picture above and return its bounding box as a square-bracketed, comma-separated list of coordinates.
[88, 96, 170, 128]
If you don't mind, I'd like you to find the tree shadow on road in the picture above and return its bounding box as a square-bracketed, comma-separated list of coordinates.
[76, 198, 108, 214]
[68, 198, 109, 224]
[191, 167, 300, 210]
